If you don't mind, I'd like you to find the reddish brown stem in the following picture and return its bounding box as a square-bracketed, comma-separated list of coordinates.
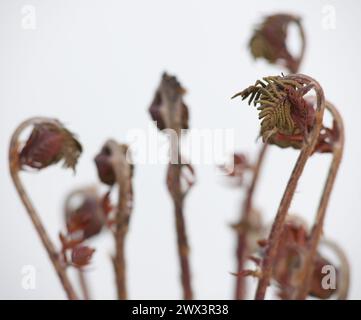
[113, 178, 130, 300]
[169, 162, 193, 300]
[9, 117, 78, 300]
[168, 133, 193, 299]
[295, 101, 344, 299]
[106, 140, 133, 300]
[235, 143, 268, 300]
[255, 74, 325, 300]
[113, 230, 127, 300]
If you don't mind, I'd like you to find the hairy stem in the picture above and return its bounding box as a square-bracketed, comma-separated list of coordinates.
[235, 143, 268, 300]
[9, 117, 78, 300]
[295, 101, 344, 299]
[255, 74, 325, 300]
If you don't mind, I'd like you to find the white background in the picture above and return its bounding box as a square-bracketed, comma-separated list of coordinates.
[0, 0, 360, 299]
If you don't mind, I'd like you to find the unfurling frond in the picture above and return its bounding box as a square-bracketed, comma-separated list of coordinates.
[19, 121, 82, 171]
[249, 14, 305, 73]
[232, 75, 315, 149]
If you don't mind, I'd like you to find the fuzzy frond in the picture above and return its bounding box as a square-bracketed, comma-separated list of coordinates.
[233, 75, 315, 145]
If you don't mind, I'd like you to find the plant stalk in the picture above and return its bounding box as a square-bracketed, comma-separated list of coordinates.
[168, 132, 193, 300]
[107, 140, 132, 300]
[113, 183, 129, 300]
[235, 143, 268, 300]
[170, 162, 193, 300]
[255, 75, 325, 300]
[9, 117, 78, 300]
[295, 101, 344, 299]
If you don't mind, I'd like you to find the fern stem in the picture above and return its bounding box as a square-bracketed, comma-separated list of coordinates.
[255, 74, 325, 300]
[169, 139, 193, 300]
[9, 117, 78, 300]
[235, 143, 268, 300]
[106, 140, 132, 300]
[295, 101, 344, 299]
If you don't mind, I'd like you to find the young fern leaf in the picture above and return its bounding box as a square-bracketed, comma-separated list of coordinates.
[9, 117, 82, 300]
[232, 75, 315, 147]
[249, 14, 306, 73]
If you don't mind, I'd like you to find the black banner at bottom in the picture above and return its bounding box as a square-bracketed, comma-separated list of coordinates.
[0, 300, 355, 318]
